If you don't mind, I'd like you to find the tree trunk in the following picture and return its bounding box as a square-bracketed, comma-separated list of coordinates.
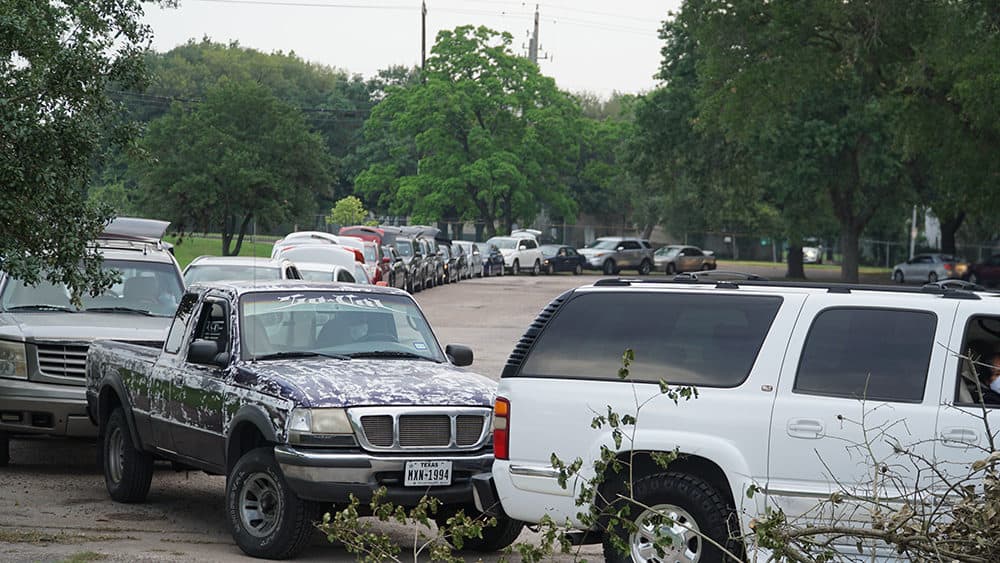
[786, 243, 805, 279]
[640, 223, 654, 240]
[839, 226, 861, 283]
[221, 214, 235, 256]
[231, 213, 253, 256]
[938, 211, 965, 255]
[474, 223, 485, 241]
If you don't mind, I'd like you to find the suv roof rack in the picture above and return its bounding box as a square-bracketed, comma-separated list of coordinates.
[592, 276, 987, 300]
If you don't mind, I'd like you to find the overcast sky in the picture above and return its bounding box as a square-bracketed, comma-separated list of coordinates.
[143, 0, 683, 97]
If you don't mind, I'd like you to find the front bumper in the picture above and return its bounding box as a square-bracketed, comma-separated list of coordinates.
[0, 378, 97, 437]
[275, 445, 494, 506]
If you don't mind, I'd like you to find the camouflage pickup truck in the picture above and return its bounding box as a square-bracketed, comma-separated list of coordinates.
[85, 280, 521, 559]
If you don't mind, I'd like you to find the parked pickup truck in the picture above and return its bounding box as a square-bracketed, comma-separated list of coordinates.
[86, 280, 522, 559]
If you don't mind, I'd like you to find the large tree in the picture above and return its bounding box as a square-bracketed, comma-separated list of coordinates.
[1, 0, 157, 297]
[138, 80, 330, 255]
[356, 26, 581, 237]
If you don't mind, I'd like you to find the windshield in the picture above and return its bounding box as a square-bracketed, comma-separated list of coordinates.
[396, 242, 414, 257]
[586, 239, 619, 250]
[363, 246, 377, 262]
[486, 237, 516, 250]
[298, 269, 332, 282]
[240, 291, 445, 362]
[539, 245, 561, 257]
[1, 259, 183, 317]
[440, 246, 451, 260]
[184, 264, 282, 284]
[656, 247, 681, 257]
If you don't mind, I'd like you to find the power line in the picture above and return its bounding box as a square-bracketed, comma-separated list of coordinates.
[191, 0, 415, 10]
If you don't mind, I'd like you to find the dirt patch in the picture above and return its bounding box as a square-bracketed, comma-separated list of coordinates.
[102, 513, 164, 523]
[0, 529, 131, 544]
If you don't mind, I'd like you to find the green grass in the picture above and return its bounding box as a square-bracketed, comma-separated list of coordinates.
[721, 259, 890, 275]
[59, 552, 107, 563]
[165, 235, 274, 269]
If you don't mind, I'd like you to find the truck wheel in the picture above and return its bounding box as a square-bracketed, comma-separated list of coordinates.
[603, 472, 739, 563]
[436, 508, 524, 552]
[0, 432, 9, 466]
[104, 407, 153, 503]
[638, 260, 652, 275]
[227, 447, 318, 559]
[603, 259, 616, 275]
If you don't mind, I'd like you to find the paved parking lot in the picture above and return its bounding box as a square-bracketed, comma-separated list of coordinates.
[0, 266, 889, 561]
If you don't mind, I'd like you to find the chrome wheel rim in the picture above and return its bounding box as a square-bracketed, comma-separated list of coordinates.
[239, 472, 283, 538]
[107, 425, 124, 484]
[630, 504, 702, 563]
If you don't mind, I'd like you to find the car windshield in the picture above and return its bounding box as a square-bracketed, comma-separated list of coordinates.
[440, 246, 451, 260]
[363, 246, 377, 262]
[586, 239, 619, 250]
[396, 242, 413, 257]
[1, 259, 183, 317]
[185, 264, 282, 284]
[539, 245, 561, 257]
[240, 291, 445, 362]
[298, 269, 332, 282]
[486, 237, 516, 250]
[656, 247, 681, 257]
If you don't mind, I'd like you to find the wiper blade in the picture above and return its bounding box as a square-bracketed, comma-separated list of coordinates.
[86, 306, 156, 316]
[347, 351, 441, 363]
[252, 351, 350, 361]
[5, 305, 77, 313]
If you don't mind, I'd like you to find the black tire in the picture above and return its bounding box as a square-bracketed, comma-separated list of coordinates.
[436, 509, 524, 552]
[701, 262, 711, 271]
[547, 263, 555, 275]
[928, 271, 938, 283]
[603, 472, 739, 563]
[603, 259, 616, 275]
[573, 263, 582, 275]
[227, 447, 319, 559]
[512, 260, 520, 276]
[970, 273, 980, 285]
[894, 270, 904, 283]
[0, 432, 9, 467]
[103, 407, 153, 503]
[531, 260, 540, 276]
[666, 263, 676, 275]
[498, 263, 505, 276]
[638, 260, 652, 276]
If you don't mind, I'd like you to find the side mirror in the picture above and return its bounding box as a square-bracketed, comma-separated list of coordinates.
[445, 344, 473, 367]
[188, 339, 224, 367]
[617, 246, 625, 252]
[518, 245, 527, 251]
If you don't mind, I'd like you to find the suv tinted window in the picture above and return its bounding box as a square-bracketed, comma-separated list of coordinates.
[522, 239, 537, 249]
[794, 308, 936, 402]
[519, 292, 782, 386]
[622, 241, 641, 250]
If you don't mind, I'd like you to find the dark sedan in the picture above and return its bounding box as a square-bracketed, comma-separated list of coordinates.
[480, 243, 505, 276]
[539, 244, 585, 275]
[965, 254, 1000, 287]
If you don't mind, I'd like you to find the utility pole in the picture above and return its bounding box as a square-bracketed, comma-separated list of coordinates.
[528, 4, 539, 63]
[421, 1, 427, 71]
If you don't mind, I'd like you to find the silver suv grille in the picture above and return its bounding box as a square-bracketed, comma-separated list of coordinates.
[353, 407, 490, 451]
[36, 343, 89, 378]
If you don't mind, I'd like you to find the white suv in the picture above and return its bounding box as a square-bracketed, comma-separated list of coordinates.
[483, 277, 999, 561]
[485, 230, 544, 276]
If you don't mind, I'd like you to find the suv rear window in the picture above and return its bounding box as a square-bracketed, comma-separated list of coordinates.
[793, 308, 936, 402]
[518, 292, 782, 387]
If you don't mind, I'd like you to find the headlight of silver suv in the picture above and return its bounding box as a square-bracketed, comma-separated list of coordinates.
[0, 340, 27, 379]
[287, 408, 357, 447]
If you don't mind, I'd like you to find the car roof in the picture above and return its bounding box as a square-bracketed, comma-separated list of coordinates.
[96, 244, 178, 264]
[195, 279, 408, 297]
[188, 256, 286, 268]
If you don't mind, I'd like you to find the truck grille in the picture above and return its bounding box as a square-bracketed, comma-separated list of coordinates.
[355, 409, 489, 451]
[36, 343, 89, 378]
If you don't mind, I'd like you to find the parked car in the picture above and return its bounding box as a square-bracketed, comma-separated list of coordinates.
[654, 245, 717, 274]
[394, 237, 427, 293]
[802, 245, 824, 264]
[416, 237, 441, 288]
[892, 253, 968, 284]
[183, 257, 301, 284]
[485, 233, 543, 276]
[86, 281, 521, 558]
[294, 261, 358, 283]
[538, 244, 585, 275]
[487, 277, 998, 561]
[578, 237, 655, 275]
[452, 241, 484, 278]
[0, 218, 184, 464]
[450, 243, 471, 280]
[439, 244, 459, 284]
[381, 245, 409, 290]
[271, 231, 365, 265]
[480, 244, 505, 277]
[360, 241, 387, 284]
[273, 245, 357, 273]
[965, 254, 1000, 287]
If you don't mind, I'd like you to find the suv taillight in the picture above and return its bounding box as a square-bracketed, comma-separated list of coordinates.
[943, 263, 953, 271]
[493, 397, 510, 460]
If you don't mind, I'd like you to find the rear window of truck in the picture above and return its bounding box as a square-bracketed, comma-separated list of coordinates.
[518, 292, 782, 387]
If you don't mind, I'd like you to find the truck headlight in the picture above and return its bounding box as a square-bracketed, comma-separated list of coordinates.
[0, 341, 27, 379]
[287, 408, 356, 447]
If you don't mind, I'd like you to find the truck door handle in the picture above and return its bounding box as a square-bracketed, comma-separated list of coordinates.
[940, 427, 978, 447]
[786, 418, 824, 439]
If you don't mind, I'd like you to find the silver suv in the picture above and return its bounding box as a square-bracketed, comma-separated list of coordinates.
[578, 237, 655, 275]
[0, 219, 184, 465]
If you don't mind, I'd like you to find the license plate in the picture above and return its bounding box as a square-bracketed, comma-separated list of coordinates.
[404, 460, 452, 486]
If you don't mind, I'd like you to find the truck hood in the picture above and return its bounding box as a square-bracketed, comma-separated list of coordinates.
[576, 248, 609, 258]
[234, 358, 496, 408]
[0, 311, 170, 342]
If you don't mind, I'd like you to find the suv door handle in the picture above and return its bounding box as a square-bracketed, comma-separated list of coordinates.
[940, 427, 979, 447]
[786, 418, 824, 439]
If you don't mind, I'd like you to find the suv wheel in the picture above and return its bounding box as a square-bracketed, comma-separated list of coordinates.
[104, 407, 154, 503]
[227, 447, 318, 559]
[666, 263, 676, 275]
[603, 259, 616, 275]
[928, 271, 938, 283]
[0, 432, 9, 467]
[512, 260, 520, 275]
[573, 263, 583, 275]
[603, 472, 738, 563]
[531, 260, 541, 276]
[638, 260, 652, 276]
